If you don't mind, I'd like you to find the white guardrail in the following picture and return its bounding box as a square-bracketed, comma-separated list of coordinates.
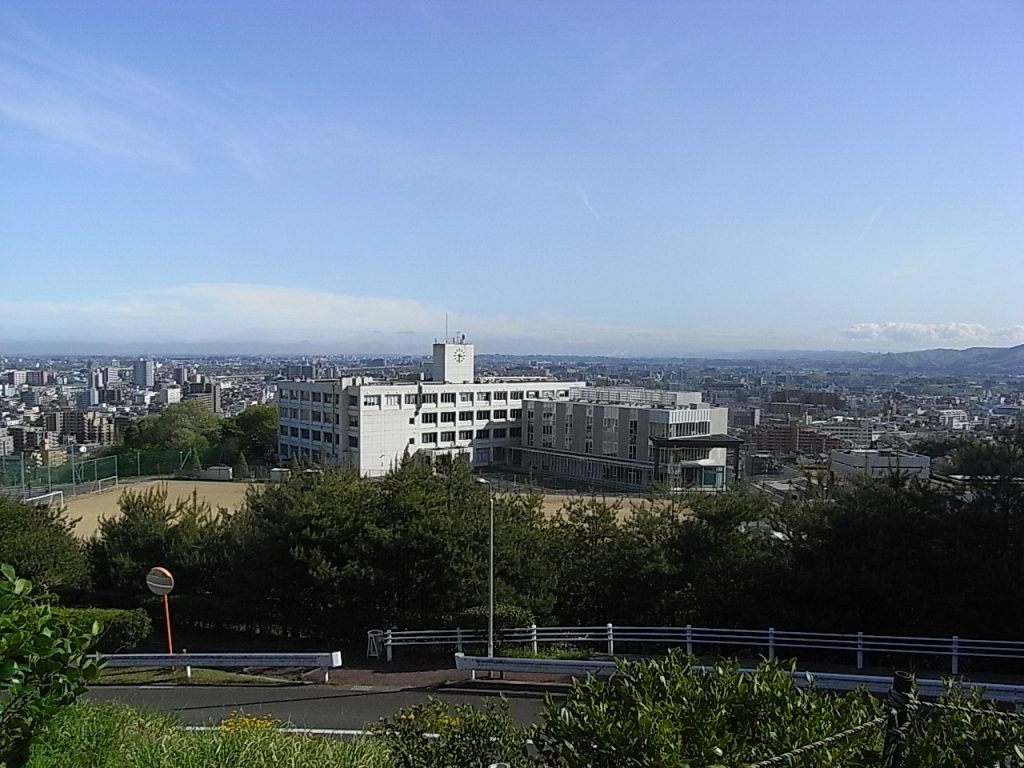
[370, 624, 1024, 675]
[101, 652, 343, 682]
[454, 653, 1024, 705]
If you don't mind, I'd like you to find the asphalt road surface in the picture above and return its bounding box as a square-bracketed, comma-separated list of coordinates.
[86, 684, 548, 730]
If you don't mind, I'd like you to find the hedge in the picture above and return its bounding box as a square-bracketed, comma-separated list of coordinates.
[447, 603, 535, 630]
[53, 608, 152, 653]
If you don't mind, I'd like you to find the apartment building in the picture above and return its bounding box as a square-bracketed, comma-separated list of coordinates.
[515, 387, 736, 491]
[277, 339, 585, 475]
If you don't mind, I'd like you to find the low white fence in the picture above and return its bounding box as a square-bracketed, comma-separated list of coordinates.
[370, 624, 1024, 675]
[101, 651, 343, 682]
[454, 653, 1024, 704]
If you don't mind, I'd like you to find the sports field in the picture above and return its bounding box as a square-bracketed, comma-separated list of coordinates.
[65, 480, 255, 538]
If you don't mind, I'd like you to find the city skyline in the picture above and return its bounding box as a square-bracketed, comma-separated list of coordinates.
[2, 2, 1021, 354]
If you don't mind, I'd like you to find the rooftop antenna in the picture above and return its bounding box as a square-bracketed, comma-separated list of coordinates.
[445, 313, 449, 343]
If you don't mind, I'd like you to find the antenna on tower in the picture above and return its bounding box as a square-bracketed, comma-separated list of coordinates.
[445, 313, 449, 343]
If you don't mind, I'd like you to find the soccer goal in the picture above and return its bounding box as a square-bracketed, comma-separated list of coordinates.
[24, 490, 65, 510]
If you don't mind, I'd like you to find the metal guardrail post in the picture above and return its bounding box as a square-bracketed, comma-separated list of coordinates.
[607, 623, 614, 656]
[530, 623, 538, 654]
[768, 627, 776, 660]
[686, 624, 693, 655]
[456, 627, 463, 652]
[857, 631, 864, 670]
[385, 629, 393, 663]
[951, 635, 959, 675]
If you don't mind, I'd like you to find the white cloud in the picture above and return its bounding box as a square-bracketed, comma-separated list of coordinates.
[842, 322, 1024, 347]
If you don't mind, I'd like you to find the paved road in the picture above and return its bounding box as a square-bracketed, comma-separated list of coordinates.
[86, 684, 548, 730]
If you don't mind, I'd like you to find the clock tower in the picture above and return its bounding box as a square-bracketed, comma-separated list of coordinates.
[432, 335, 474, 384]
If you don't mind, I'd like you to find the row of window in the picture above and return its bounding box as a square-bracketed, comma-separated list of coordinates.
[281, 388, 573, 408]
[420, 427, 521, 445]
[419, 409, 521, 424]
[279, 426, 519, 444]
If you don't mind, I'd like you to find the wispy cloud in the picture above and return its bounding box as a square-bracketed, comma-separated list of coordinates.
[842, 322, 1024, 347]
[859, 201, 889, 239]
[576, 184, 602, 222]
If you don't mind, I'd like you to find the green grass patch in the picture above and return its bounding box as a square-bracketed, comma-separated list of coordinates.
[27, 702, 388, 768]
[95, 667, 290, 686]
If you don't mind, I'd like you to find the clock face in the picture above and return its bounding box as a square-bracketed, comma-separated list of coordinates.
[453, 346, 465, 363]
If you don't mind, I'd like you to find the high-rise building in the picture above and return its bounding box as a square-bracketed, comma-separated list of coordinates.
[133, 359, 155, 389]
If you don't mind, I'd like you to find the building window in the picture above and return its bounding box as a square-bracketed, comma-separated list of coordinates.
[323, 433, 334, 444]
[477, 392, 490, 402]
[422, 432, 438, 444]
[527, 390, 539, 398]
[409, 437, 415, 445]
[363, 395, 380, 407]
[312, 392, 321, 402]
[493, 428, 507, 439]
[300, 428, 310, 439]
[349, 435, 359, 447]
[493, 409, 508, 419]
[300, 391, 309, 401]
[441, 431, 456, 442]
[459, 411, 473, 422]
[460, 392, 473, 402]
[441, 392, 456, 404]
[312, 430, 322, 441]
[493, 391, 507, 401]
[475, 429, 490, 439]
[476, 410, 490, 420]
[541, 390, 554, 398]
[312, 411, 321, 422]
[422, 412, 438, 424]
[384, 394, 401, 406]
[509, 427, 521, 438]
[279, 426, 288, 436]
[404, 394, 419, 404]
[459, 430, 473, 440]
[348, 395, 358, 406]
[422, 393, 437, 404]
[290, 427, 299, 437]
[441, 412, 456, 423]
[349, 416, 359, 427]
[300, 409, 310, 420]
[511, 409, 522, 419]
[511, 391, 523, 400]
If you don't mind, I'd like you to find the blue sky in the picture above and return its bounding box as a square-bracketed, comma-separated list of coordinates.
[1, 1, 1021, 355]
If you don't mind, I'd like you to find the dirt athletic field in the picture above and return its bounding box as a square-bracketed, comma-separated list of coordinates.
[65, 480, 255, 538]
[64, 480, 639, 537]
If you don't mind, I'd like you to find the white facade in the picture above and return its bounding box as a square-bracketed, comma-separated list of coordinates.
[277, 341, 585, 475]
[830, 449, 930, 482]
[936, 409, 969, 431]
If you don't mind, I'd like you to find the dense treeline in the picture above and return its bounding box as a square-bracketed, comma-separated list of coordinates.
[105, 400, 278, 469]
[8, 434, 1024, 650]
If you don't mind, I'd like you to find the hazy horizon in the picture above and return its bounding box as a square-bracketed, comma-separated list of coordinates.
[2, 2, 1021, 354]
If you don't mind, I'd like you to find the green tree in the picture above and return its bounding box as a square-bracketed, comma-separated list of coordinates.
[123, 400, 220, 454]
[217, 404, 278, 466]
[0, 564, 103, 768]
[0, 497, 88, 594]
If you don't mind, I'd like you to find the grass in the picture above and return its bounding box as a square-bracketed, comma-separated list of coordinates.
[96, 667, 291, 686]
[27, 702, 389, 768]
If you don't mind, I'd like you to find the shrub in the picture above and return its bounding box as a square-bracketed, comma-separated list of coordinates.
[372, 698, 532, 768]
[534, 652, 883, 768]
[52, 608, 152, 653]
[498, 645, 593, 660]
[0, 564, 103, 768]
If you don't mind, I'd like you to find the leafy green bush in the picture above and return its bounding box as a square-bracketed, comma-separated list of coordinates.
[372, 698, 531, 768]
[52, 608, 152, 653]
[1, 564, 104, 768]
[448, 603, 534, 631]
[535, 652, 884, 768]
[27, 702, 387, 768]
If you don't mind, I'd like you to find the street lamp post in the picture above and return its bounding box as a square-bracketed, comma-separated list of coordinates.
[476, 477, 495, 657]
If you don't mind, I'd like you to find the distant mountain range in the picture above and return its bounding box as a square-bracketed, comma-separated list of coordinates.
[839, 344, 1024, 374]
[742, 344, 1024, 374]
